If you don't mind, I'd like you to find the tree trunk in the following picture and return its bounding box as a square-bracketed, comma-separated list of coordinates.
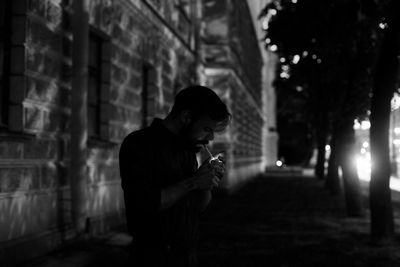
[326, 131, 341, 195]
[337, 119, 364, 217]
[315, 113, 328, 180]
[369, 0, 400, 242]
[369, 12, 400, 243]
[70, 0, 90, 234]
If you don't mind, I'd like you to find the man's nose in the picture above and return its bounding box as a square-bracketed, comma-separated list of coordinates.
[206, 132, 214, 141]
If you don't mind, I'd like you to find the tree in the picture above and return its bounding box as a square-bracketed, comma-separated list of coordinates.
[259, 0, 369, 216]
[261, 0, 400, 243]
[369, 0, 400, 243]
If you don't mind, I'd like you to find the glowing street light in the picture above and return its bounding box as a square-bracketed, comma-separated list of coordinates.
[292, 54, 300, 64]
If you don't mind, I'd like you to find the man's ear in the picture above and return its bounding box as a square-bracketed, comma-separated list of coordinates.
[180, 110, 192, 125]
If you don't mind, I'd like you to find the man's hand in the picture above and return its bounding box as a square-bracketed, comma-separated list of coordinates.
[210, 155, 225, 179]
[190, 165, 220, 190]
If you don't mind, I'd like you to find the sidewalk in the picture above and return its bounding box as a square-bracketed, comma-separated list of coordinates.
[17, 172, 400, 267]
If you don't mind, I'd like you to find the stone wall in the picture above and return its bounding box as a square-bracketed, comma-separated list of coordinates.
[200, 0, 272, 190]
[0, 0, 198, 265]
[0, 0, 277, 264]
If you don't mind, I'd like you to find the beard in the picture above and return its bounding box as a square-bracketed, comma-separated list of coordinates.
[180, 122, 207, 153]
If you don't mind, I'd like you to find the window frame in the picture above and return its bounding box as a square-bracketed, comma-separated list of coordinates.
[86, 27, 111, 144]
[88, 31, 103, 138]
[0, 0, 12, 128]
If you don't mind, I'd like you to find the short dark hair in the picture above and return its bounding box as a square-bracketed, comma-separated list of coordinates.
[170, 85, 231, 131]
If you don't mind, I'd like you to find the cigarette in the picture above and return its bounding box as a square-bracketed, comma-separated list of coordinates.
[203, 145, 217, 161]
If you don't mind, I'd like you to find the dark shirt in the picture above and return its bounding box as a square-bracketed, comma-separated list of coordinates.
[119, 118, 200, 266]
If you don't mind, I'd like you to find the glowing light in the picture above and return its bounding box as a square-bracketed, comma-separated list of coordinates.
[317, 59, 322, 64]
[395, 127, 400, 135]
[265, 38, 271, 44]
[276, 160, 283, 167]
[325, 145, 331, 152]
[292, 0, 298, 3]
[356, 152, 400, 192]
[292, 54, 300, 64]
[353, 120, 361, 130]
[302, 51, 308, 57]
[280, 57, 286, 63]
[312, 54, 317, 60]
[262, 18, 269, 30]
[356, 154, 371, 180]
[361, 148, 367, 154]
[361, 120, 371, 130]
[280, 72, 290, 79]
[391, 93, 400, 110]
[362, 141, 369, 148]
[379, 22, 388, 29]
[296, 86, 303, 92]
[270, 44, 278, 52]
[394, 139, 400, 145]
[270, 9, 277, 16]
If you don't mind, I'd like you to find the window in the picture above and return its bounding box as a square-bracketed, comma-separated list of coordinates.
[141, 65, 149, 128]
[88, 32, 103, 137]
[0, 0, 11, 127]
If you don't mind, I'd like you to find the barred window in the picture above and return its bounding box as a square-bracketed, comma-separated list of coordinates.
[0, 0, 11, 127]
[141, 65, 149, 128]
[88, 32, 103, 137]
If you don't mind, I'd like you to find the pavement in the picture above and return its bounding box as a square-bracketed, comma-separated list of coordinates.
[16, 170, 400, 267]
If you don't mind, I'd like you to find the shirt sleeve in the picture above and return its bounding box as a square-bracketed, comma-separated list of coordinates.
[119, 133, 161, 235]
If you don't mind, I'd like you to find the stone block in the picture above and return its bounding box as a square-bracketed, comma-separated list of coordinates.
[0, 141, 23, 159]
[122, 90, 140, 107]
[162, 61, 172, 76]
[9, 76, 26, 103]
[130, 57, 142, 73]
[11, 46, 26, 74]
[128, 74, 141, 90]
[111, 64, 127, 85]
[41, 163, 57, 189]
[43, 111, 60, 132]
[0, 167, 39, 193]
[28, 19, 62, 52]
[24, 106, 43, 131]
[24, 139, 57, 160]
[46, 1, 62, 27]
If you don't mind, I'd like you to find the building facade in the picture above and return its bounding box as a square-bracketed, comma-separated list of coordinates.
[0, 0, 277, 265]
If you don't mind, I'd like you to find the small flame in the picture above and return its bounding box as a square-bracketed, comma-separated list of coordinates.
[203, 145, 217, 161]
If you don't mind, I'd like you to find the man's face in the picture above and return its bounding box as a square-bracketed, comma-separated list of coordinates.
[181, 116, 218, 152]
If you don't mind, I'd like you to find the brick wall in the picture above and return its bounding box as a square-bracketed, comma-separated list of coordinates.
[0, 0, 198, 265]
[200, 0, 267, 189]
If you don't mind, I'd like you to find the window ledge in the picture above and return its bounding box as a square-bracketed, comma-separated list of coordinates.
[0, 128, 37, 141]
[87, 136, 119, 149]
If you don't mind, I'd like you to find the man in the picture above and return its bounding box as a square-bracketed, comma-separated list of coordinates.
[119, 85, 231, 266]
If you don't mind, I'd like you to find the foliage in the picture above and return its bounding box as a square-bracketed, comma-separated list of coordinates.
[259, 0, 380, 156]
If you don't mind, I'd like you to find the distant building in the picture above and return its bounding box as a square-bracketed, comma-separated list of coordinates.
[0, 0, 277, 265]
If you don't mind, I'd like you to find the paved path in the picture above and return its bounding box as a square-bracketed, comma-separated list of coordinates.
[198, 174, 400, 267]
[18, 172, 400, 267]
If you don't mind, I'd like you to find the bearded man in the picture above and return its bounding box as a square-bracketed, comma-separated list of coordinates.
[119, 85, 231, 266]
